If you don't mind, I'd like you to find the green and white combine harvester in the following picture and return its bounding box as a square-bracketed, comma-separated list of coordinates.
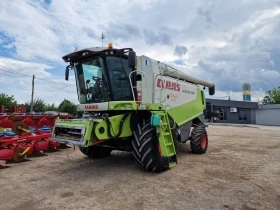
[51, 43, 215, 172]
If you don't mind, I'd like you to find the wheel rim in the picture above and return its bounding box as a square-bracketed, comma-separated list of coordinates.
[12, 148, 26, 162]
[201, 134, 207, 149]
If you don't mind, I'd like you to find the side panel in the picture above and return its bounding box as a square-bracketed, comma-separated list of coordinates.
[136, 56, 206, 126]
[135, 56, 155, 104]
[94, 114, 133, 139]
[179, 121, 192, 142]
[153, 75, 205, 126]
[154, 75, 198, 106]
[169, 88, 205, 126]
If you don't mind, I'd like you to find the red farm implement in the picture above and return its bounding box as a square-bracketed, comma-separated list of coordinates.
[0, 113, 71, 133]
[0, 132, 56, 162]
[0, 113, 72, 164]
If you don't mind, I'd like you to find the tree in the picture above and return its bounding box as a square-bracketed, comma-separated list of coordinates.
[0, 93, 17, 112]
[58, 99, 72, 111]
[25, 98, 46, 113]
[58, 99, 78, 115]
[265, 86, 280, 104]
[45, 103, 58, 111]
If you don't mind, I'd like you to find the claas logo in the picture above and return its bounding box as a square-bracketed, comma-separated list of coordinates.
[85, 105, 98, 109]
[157, 79, 180, 91]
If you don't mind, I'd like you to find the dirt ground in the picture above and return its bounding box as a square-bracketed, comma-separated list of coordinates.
[0, 125, 279, 210]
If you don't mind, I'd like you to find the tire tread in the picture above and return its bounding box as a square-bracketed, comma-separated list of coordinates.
[132, 120, 166, 172]
[190, 125, 208, 154]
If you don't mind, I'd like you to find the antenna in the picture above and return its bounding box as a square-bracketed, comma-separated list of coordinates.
[101, 32, 105, 47]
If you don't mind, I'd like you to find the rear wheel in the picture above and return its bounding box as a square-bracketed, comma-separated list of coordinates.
[132, 118, 168, 172]
[190, 125, 208, 154]
[79, 146, 112, 159]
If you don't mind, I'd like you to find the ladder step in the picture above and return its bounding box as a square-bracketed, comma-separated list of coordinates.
[169, 162, 177, 168]
[167, 153, 175, 156]
[165, 143, 173, 146]
[163, 132, 170, 136]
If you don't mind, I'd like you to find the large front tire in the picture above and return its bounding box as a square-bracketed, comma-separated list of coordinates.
[79, 146, 112, 159]
[132, 119, 168, 172]
[190, 125, 208, 154]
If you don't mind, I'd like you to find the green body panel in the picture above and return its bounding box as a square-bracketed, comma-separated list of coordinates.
[108, 101, 138, 111]
[143, 103, 165, 110]
[167, 88, 206, 126]
[52, 118, 94, 147]
[94, 114, 133, 140]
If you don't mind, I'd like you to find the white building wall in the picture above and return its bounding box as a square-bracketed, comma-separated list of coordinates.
[256, 104, 280, 126]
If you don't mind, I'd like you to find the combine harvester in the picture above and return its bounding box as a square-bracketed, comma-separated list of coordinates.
[51, 43, 215, 172]
[0, 111, 71, 164]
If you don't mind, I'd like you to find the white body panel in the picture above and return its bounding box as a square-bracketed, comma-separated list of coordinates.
[136, 56, 199, 107]
[77, 102, 108, 111]
[153, 75, 198, 107]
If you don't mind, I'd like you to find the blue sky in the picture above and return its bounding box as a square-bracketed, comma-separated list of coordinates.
[0, 0, 280, 105]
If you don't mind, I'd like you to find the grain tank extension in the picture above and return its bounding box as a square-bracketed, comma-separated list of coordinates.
[51, 43, 215, 172]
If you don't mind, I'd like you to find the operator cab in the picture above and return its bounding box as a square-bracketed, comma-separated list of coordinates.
[64, 43, 136, 104]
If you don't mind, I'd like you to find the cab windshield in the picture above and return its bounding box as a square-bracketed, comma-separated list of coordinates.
[75, 56, 110, 103]
[74, 55, 133, 104]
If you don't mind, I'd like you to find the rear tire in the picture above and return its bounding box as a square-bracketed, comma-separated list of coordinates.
[79, 146, 112, 159]
[190, 125, 208, 154]
[132, 118, 167, 172]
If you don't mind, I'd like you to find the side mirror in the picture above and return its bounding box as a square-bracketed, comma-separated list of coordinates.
[65, 65, 71, 81]
[128, 51, 136, 68]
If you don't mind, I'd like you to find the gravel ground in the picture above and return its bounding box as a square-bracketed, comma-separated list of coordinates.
[0, 125, 279, 210]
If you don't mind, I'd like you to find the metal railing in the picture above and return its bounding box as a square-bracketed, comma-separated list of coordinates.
[128, 70, 151, 104]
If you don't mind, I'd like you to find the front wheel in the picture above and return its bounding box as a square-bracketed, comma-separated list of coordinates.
[132, 119, 168, 172]
[79, 146, 112, 159]
[190, 125, 208, 154]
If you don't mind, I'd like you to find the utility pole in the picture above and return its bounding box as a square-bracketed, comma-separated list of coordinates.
[30, 75, 35, 113]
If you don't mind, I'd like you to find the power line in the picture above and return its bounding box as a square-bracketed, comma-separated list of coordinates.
[0, 64, 33, 78]
[0, 72, 24, 77]
[0, 65, 75, 87]
[0, 72, 75, 91]
[0, 70, 74, 87]
[35, 77, 75, 87]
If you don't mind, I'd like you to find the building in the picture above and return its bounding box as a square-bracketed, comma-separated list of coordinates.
[205, 98, 280, 126]
[205, 98, 258, 124]
[256, 104, 280, 126]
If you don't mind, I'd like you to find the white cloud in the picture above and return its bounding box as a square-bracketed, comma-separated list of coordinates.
[0, 1, 62, 63]
[0, 57, 78, 105]
[0, 0, 280, 104]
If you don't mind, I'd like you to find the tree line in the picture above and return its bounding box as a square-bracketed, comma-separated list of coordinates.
[0, 93, 78, 115]
[1, 86, 280, 114]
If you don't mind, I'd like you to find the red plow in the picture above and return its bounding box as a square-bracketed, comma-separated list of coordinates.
[0, 113, 72, 166]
